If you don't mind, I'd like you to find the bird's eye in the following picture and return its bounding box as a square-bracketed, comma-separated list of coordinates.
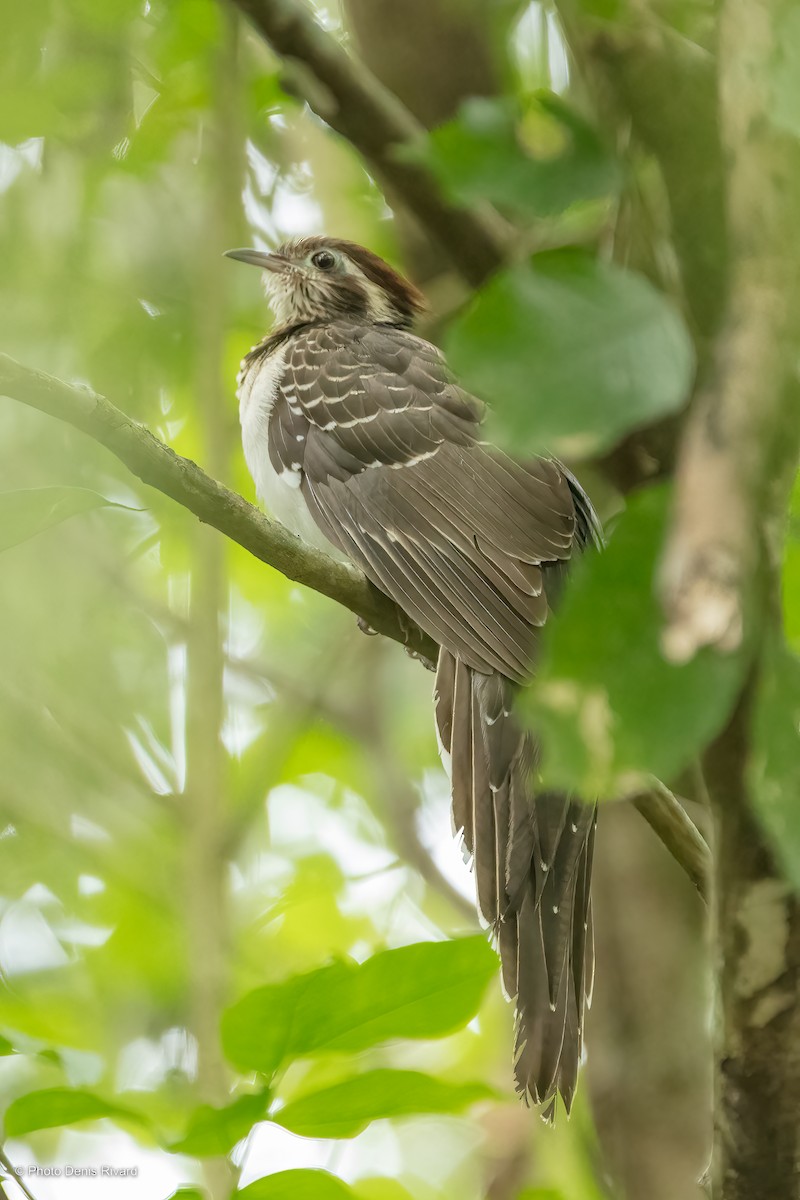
[311, 250, 336, 271]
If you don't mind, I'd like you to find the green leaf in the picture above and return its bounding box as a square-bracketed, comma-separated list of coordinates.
[238, 1170, 356, 1199]
[274, 1069, 492, 1138]
[0, 1034, 15, 1055]
[420, 94, 621, 218]
[171, 1092, 269, 1156]
[0, 487, 129, 554]
[221, 937, 497, 1076]
[0, 87, 65, 141]
[352, 1181, 415, 1200]
[4, 1088, 150, 1136]
[446, 253, 694, 458]
[523, 486, 750, 796]
[750, 637, 800, 888]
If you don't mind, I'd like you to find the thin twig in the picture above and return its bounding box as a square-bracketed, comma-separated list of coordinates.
[632, 781, 711, 903]
[0, 1150, 37, 1200]
[0, 354, 437, 666]
[227, 0, 509, 286]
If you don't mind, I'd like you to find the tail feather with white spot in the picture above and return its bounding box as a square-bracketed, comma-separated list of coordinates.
[434, 649, 596, 1119]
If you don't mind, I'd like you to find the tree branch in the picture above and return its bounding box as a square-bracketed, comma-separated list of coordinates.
[1, 353, 714, 902]
[648, 1, 800, 1193]
[632, 781, 710, 904]
[658, 0, 800, 664]
[554, 9, 726, 495]
[0, 1150, 37, 1200]
[227, 0, 510, 286]
[0, 353, 438, 666]
[183, 20, 241, 1198]
[658, 294, 796, 664]
[583, 22, 726, 339]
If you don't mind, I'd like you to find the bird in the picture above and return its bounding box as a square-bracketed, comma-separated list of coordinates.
[226, 235, 602, 1118]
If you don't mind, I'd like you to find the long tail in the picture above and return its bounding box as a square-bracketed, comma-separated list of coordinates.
[435, 649, 596, 1119]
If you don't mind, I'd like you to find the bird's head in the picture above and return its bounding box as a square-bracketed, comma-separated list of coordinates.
[225, 236, 425, 329]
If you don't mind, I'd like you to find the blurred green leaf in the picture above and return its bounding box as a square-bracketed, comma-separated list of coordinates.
[274, 1069, 493, 1138]
[769, 5, 800, 139]
[4, 1088, 151, 1136]
[71, 0, 142, 29]
[446, 253, 694, 458]
[750, 636, 800, 888]
[238, 1171, 356, 1199]
[0, 1034, 15, 1055]
[352, 1181, 414, 1200]
[0, 487, 131, 553]
[524, 486, 750, 796]
[421, 95, 620, 218]
[171, 1092, 269, 1156]
[0, 88, 65, 141]
[221, 937, 497, 1075]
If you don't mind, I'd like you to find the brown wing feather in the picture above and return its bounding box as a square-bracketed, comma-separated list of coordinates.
[272, 320, 599, 1116]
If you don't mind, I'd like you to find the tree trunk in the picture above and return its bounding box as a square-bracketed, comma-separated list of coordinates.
[705, 691, 800, 1198]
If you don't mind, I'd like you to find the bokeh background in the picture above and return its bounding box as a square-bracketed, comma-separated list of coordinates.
[0, 2, 713, 1197]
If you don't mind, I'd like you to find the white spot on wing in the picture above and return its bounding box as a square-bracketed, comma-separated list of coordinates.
[390, 448, 439, 469]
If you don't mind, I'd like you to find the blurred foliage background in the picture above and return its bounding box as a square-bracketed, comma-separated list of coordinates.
[5, 0, 786, 1196]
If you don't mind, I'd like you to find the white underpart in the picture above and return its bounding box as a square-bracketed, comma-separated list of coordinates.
[237, 345, 336, 554]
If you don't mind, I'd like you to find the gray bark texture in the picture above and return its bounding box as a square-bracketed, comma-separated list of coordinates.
[705, 690, 800, 1198]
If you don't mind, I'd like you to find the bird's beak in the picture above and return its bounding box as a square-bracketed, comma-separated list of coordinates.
[224, 248, 289, 272]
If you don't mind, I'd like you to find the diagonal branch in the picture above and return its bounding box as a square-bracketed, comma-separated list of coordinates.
[227, 0, 509, 286]
[0, 353, 711, 900]
[0, 1149, 38, 1200]
[632, 781, 710, 903]
[0, 353, 438, 665]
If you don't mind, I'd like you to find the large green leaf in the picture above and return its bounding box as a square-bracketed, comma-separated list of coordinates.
[0, 487, 129, 554]
[352, 1181, 415, 1200]
[221, 938, 497, 1076]
[446, 253, 694, 458]
[238, 1171, 356, 1199]
[750, 636, 800, 888]
[171, 1092, 270, 1156]
[523, 486, 750, 796]
[4, 1088, 150, 1136]
[274, 1069, 493, 1138]
[420, 94, 620, 218]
